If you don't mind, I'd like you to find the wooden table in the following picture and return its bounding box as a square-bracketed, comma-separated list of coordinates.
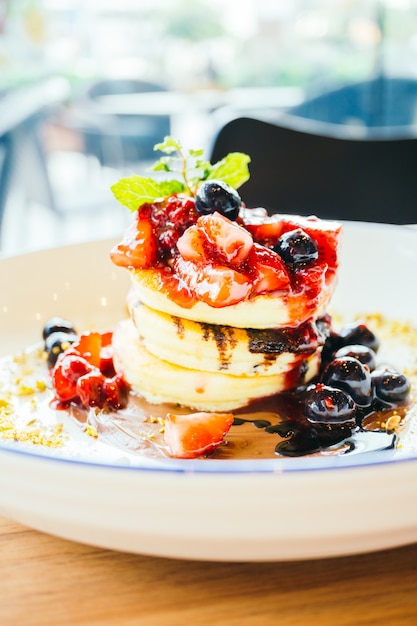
[1, 515, 417, 625]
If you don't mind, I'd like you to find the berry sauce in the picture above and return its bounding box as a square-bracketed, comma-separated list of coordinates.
[110, 196, 341, 316]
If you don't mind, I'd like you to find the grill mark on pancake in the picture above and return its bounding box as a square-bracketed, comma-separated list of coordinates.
[171, 315, 185, 338]
[246, 321, 320, 355]
[201, 323, 238, 370]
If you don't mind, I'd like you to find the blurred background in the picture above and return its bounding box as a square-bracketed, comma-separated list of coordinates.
[1, 0, 417, 254]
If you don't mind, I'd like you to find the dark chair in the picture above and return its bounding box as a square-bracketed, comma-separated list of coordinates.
[208, 115, 417, 224]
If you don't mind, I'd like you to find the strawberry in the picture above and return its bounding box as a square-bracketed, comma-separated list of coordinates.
[99, 343, 116, 377]
[52, 355, 93, 402]
[174, 257, 252, 307]
[73, 331, 103, 368]
[176, 223, 207, 262]
[197, 212, 253, 265]
[50, 330, 130, 410]
[164, 411, 234, 459]
[102, 374, 130, 410]
[244, 213, 341, 273]
[293, 261, 327, 297]
[76, 371, 105, 408]
[287, 262, 329, 322]
[110, 217, 157, 269]
[250, 244, 291, 295]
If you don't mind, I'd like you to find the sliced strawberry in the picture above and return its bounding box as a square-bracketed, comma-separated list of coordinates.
[164, 411, 234, 459]
[73, 331, 103, 368]
[110, 217, 157, 269]
[293, 261, 327, 296]
[244, 213, 341, 273]
[52, 359, 78, 402]
[244, 218, 285, 244]
[197, 212, 253, 265]
[176, 223, 207, 262]
[102, 374, 130, 410]
[287, 262, 329, 322]
[99, 343, 116, 377]
[76, 371, 105, 408]
[250, 244, 291, 295]
[175, 257, 252, 307]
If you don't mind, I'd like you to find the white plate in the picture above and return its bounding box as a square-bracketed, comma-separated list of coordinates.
[1, 223, 417, 562]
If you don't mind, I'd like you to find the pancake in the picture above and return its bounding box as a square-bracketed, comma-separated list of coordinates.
[129, 266, 335, 330]
[128, 296, 327, 377]
[112, 319, 321, 412]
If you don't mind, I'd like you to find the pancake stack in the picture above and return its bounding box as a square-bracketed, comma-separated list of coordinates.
[111, 197, 341, 411]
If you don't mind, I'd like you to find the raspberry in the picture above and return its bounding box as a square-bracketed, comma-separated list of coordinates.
[77, 372, 105, 408]
[50, 329, 130, 411]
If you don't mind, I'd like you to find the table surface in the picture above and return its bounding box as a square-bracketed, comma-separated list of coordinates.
[1, 515, 417, 625]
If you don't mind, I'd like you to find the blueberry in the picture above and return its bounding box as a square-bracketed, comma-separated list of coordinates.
[42, 317, 77, 341]
[304, 383, 356, 426]
[273, 228, 318, 266]
[320, 330, 342, 367]
[195, 180, 241, 220]
[333, 344, 376, 371]
[371, 367, 411, 403]
[304, 383, 356, 446]
[44, 331, 78, 367]
[337, 322, 380, 353]
[322, 356, 373, 407]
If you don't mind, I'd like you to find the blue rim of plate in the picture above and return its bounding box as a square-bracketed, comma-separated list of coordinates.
[1, 435, 417, 474]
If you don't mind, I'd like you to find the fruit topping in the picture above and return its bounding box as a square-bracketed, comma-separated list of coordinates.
[52, 354, 93, 402]
[48, 325, 130, 411]
[164, 411, 234, 459]
[110, 217, 158, 269]
[109, 137, 342, 309]
[177, 211, 253, 266]
[43, 317, 77, 341]
[42, 317, 79, 366]
[371, 367, 411, 403]
[273, 228, 319, 267]
[243, 212, 341, 272]
[337, 321, 380, 353]
[322, 356, 373, 407]
[76, 370, 129, 410]
[195, 180, 242, 220]
[174, 257, 252, 307]
[44, 331, 78, 367]
[304, 383, 357, 426]
[321, 320, 380, 366]
[248, 244, 290, 295]
[333, 344, 377, 371]
[303, 383, 357, 446]
[198, 212, 253, 264]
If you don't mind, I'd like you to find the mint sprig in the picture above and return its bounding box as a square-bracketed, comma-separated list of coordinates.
[110, 135, 251, 212]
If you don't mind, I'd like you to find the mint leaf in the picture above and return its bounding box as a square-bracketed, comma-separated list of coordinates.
[111, 176, 185, 211]
[111, 137, 251, 212]
[153, 136, 182, 154]
[158, 179, 186, 197]
[209, 152, 251, 189]
[189, 148, 204, 158]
